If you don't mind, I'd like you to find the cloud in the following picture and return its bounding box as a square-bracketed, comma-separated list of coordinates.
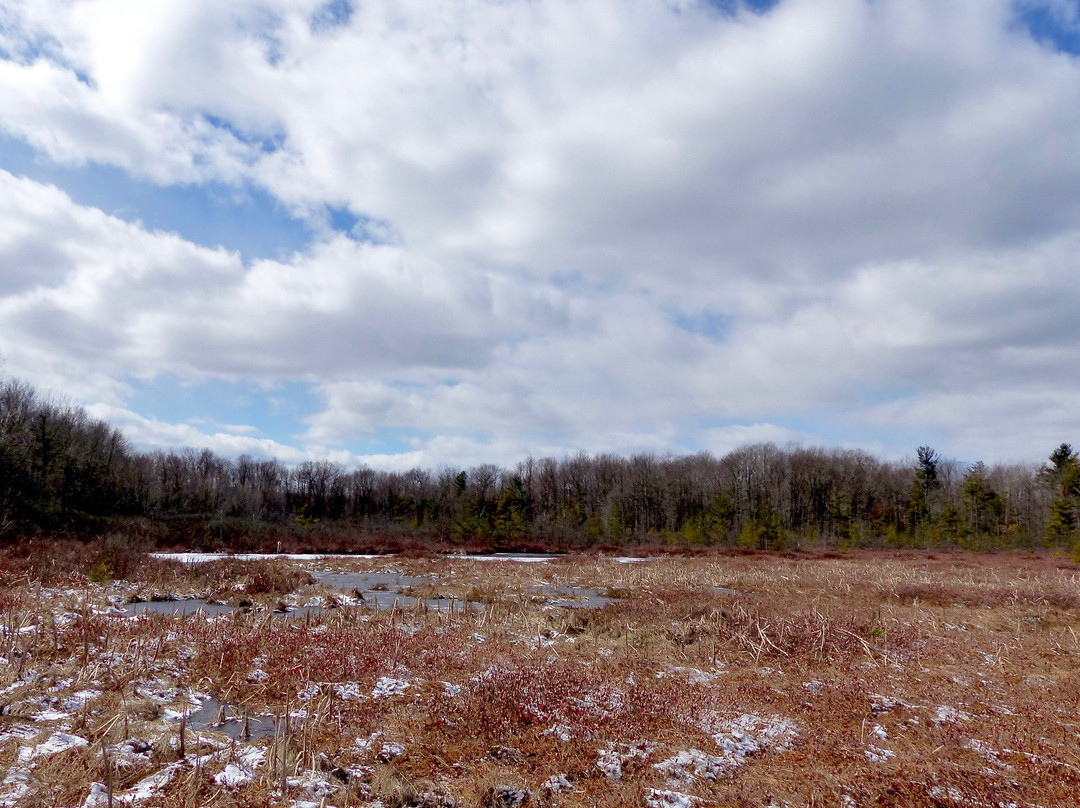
[2, 0, 1080, 466]
[245, 0, 1078, 286]
[0, 168, 507, 386]
[857, 388, 1080, 464]
[86, 402, 313, 462]
[4, 161, 1080, 465]
[702, 423, 821, 456]
[8, 0, 1080, 270]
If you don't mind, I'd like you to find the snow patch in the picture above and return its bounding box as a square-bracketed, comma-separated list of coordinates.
[934, 705, 972, 724]
[0, 725, 38, 744]
[544, 774, 574, 793]
[378, 741, 406, 762]
[657, 666, 722, 684]
[63, 691, 100, 710]
[285, 771, 340, 801]
[689, 713, 798, 774]
[541, 723, 572, 742]
[928, 786, 965, 803]
[654, 749, 729, 782]
[334, 682, 364, 700]
[372, 676, 410, 699]
[865, 745, 895, 764]
[596, 742, 655, 782]
[869, 693, 916, 714]
[596, 749, 623, 781]
[646, 789, 699, 808]
[355, 732, 382, 752]
[82, 782, 110, 807]
[32, 708, 70, 722]
[121, 761, 183, 802]
[23, 732, 88, 760]
[215, 748, 265, 787]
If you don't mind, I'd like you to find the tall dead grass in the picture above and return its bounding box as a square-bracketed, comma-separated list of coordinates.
[2, 550, 1079, 807]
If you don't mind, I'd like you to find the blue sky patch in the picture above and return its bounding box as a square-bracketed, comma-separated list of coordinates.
[1014, 1, 1080, 54]
[122, 375, 443, 460]
[311, 0, 355, 33]
[695, 411, 945, 463]
[202, 114, 283, 154]
[672, 309, 732, 342]
[123, 375, 320, 447]
[706, 0, 782, 16]
[340, 429, 431, 458]
[0, 135, 355, 260]
[328, 205, 362, 236]
[788, 413, 940, 459]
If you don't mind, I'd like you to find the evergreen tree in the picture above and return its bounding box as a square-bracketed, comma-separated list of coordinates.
[907, 446, 941, 532]
[1042, 444, 1079, 545]
[961, 462, 1005, 545]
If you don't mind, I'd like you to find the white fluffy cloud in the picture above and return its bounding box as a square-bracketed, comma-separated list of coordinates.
[1, 0, 1080, 466]
[0, 169, 503, 382]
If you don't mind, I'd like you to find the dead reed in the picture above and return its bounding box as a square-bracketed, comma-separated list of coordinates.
[0, 550, 1078, 807]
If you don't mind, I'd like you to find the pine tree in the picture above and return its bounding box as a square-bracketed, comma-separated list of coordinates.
[907, 446, 941, 533]
[1042, 444, 1079, 546]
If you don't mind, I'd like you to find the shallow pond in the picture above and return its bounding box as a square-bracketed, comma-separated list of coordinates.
[537, 584, 618, 609]
[122, 599, 239, 617]
[185, 698, 277, 741]
[310, 570, 478, 613]
[447, 552, 561, 562]
[313, 571, 423, 592]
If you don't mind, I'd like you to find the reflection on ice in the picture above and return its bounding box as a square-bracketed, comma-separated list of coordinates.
[122, 599, 239, 617]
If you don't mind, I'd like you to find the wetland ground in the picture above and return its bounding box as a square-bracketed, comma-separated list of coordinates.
[1, 548, 1078, 807]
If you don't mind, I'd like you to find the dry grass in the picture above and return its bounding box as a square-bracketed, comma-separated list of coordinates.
[131, 557, 315, 602]
[1, 550, 1079, 807]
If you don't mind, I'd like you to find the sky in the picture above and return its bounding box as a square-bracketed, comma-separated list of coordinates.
[1, 0, 1079, 471]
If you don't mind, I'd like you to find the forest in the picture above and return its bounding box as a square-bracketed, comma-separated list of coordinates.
[1, 373, 1078, 554]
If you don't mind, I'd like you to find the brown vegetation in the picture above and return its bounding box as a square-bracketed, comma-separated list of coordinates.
[1, 549, 1079, 807]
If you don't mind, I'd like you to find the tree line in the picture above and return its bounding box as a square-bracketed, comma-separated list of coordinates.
[1, 373, 1078, 552]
